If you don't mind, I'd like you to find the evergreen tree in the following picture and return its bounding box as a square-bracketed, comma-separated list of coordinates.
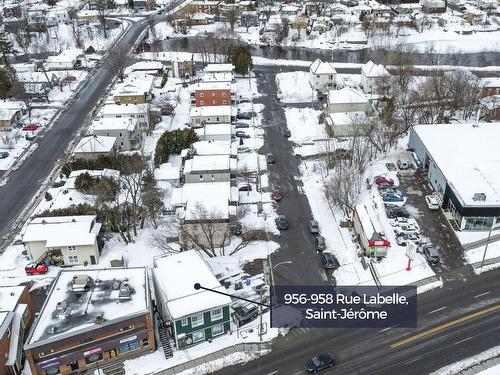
[0, 66, 17, 99]
[231, 45, 252, 75]
[0, 31, 15, 64]
[154, 128, 199, 167]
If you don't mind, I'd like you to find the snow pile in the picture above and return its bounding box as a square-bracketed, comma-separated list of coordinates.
[431, 344, 500, 375]
[276, 71, 316, 103]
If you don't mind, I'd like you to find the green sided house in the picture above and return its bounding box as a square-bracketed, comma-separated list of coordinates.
[152, 250, 232, 349]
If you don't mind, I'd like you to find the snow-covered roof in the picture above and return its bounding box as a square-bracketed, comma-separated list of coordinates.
[113, 73, 154, 97]
[355, 201, 386, 242]
[0, 286, 25, 312]
[201, 72, 233, 83]
[482, 77, 500, 88]
[45, 48, 83, 64]
[22, 215, 101, 248]
[192, 140, 232, 156]
[328, 111, 366, 125]
[171, 182, 231, 220]
[310, 59, 337, 75]
[153, 250, 231, 320]
[74, 135, 117, 154]
[155, 163, 180, 181]
[100, 103, 150, 116]
[327, 87, 368, 105]
[184, 155, 231, 174]
[26, 268, 149, 347]
[125, 60, 163, 74]
[190, 106, 232, 118]
[204, 64, 234, 73]
[190, 81, 232, 92]
[89, 117, 137, 132]
[361, 60, 390, 78]
[0, 100, 25, 111]
[197, 123, 232, 136]
[6, 304, 25, 366]
[413, 123, 500, 207]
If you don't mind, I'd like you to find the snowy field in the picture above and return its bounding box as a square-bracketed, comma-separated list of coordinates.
[276, 71, 316, 103]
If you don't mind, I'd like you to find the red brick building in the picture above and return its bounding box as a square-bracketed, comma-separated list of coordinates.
[190, 82, 236, 107]
[0, 285, 36, 375]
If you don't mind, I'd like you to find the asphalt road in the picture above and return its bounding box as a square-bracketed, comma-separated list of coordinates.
[217, 269, 500, 375]
[254, 68, 330, 287]
[0, 17, 157, 244]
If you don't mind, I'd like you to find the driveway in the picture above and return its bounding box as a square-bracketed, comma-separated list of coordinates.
[398, 172, 473, 281]
[254, 68, 333, 286]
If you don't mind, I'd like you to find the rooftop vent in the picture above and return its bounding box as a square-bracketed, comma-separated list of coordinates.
[112, 279, 121, 290]
[49, 326, 57, 334]
[118, 282, 132, 300]
[72, 275, 91, 292]
[55, 301, 70, 318]
[472, 193, 487, 202]
[95, 313, 104, 324]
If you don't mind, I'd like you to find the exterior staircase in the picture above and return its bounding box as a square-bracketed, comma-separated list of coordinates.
[100, 360, 125, 375]
[158, 323, 174, 359]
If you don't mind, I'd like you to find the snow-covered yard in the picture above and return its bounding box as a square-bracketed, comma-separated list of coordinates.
[276, 71, 316, 103]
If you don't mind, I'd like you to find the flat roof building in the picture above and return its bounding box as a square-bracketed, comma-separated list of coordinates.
[409, 123, 500, 231]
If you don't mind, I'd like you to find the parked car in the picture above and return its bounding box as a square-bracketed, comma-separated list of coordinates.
[379, 187, 402, 196]
[238, 184, 252, 192]
[304, 353, 335, 373]
[421, 244, 440, 264]
[397, 160, 412, 170]
[266, 153, 274, 164]
[393, 224, 420, 235]
[283, 129, 291, 137]
[374, 176, 394, 186]
[235, 122, 250, 129]
[316, 90, 325, 100]
[272, 188, 282, 201]
[275, 215, 289, 230]
[0, 151, 9, 159]
[235, 131, 251, 139]
[321, 252, 339, 269]
[387, 207, 411, 219]
[25, 263, 48, 275]
[309, 220, 320, 234]
[315, 236, 326, 251]
[238, 146, 252, 153]
[22, 124, 39, 132]
[382, 193, 404, 203]
[425, 195, 442, 210]
[233, 303, 259, 326]
[396, 233, 422, 246]
[52, 180, 65, 188]
[390, 217, 417, 227]
[237, 112, 252, 120]
[238, 96, 251, 103]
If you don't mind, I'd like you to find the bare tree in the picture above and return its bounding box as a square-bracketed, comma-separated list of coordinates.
[12, 17, 31, 54]
[105, 46, 128, 82]
[226, 6, 240, 31]
[7, 80, 33, 122]
[95, 0, 116, 39]
[180, 202, 230, 257]
[150, 223, 181, 254]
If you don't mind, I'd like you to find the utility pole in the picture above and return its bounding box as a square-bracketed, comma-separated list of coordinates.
[481, 218, 496, 268]
[258, 287, 263, 349]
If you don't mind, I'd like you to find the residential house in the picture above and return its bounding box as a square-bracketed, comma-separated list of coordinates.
[133, 0, 147, 9]
[170, 56, 194, 79]
[463, 7, 487, 25]
[89, 117, 141, 151]
[190, 81, 236, 107]
[0, 101, 25, 129]
[480, 78, 500, 98]
[326, 111, 368, 137]
[195, 123, 233, 141]
[420, 0, 446, 13]
[76, 9, 100, 24]
[191, 0, 222, 17]
[241, 10, 259, 27]
[112, 73, 154, 104]
[125, 61, 164, 76]
[189, 106, 234, 127]
[100, 103, 151, 131]
[152, 251, 232, 349]
[24, 268, 155, 375]
[409, 123, 500, 231]
[155, 163, 181, 186]
[327, 87, 369, 114]
[46, 7, 69, 26]
[481, 95, 500, 121]
[73, 135, 118, 160]
[191, 140, 237, 158]
[0, 285, 35, 375]
[44, 49, 83, 71]
[183, 155, 235, 183]
[309, 59, 337, 92]
[477, 0, 497, 10]
[2, 3, 22, 18]
[204, 64, 234, 75]
[361, 60, 390, 94]
[22, 215, 103, 266]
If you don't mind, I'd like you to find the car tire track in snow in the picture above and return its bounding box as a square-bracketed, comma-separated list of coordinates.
[429, 306, 447, 314]
[474, 291, 491, 299]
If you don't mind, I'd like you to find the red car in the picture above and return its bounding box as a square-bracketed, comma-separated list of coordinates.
[374, 176, 394, 186]
[272, 189, 282, 201]
[25, 263, 48, 275]
[22, 124, 39, 132]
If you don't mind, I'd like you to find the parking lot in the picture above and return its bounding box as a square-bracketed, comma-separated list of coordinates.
[398, 171, 473, 280]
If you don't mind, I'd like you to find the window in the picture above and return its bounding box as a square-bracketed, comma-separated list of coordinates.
[200, 92, 204, 97]
[212, 100, 216, 104]
[199, 175, 204, 181]
[211, 323, 223, 336]
[316, 75, 320, 79]
[191, 313, 204, 327]
[68, 255, 79, 264]
[222, 92, 226, 97]
[222, 100, 227, 105]
[67, 245, 76, 252]
[329, 75, 333, 79]
[181, 318, 189, 326]
[119, 132, 123, 137]
[192, 330, 205, 343]
[142, 338, 149, 347]
[211, 92, 215, 97]
[216, 117, 220, 122]
[200, 100, 204, 105]
[211, 307, 223, 321]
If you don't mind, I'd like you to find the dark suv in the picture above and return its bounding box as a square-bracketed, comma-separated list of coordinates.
[233, 303, 259, 327]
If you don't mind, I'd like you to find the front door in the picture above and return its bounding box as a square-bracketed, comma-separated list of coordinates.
[90, 256, 96, 265]
[69, 361, 79, 371]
